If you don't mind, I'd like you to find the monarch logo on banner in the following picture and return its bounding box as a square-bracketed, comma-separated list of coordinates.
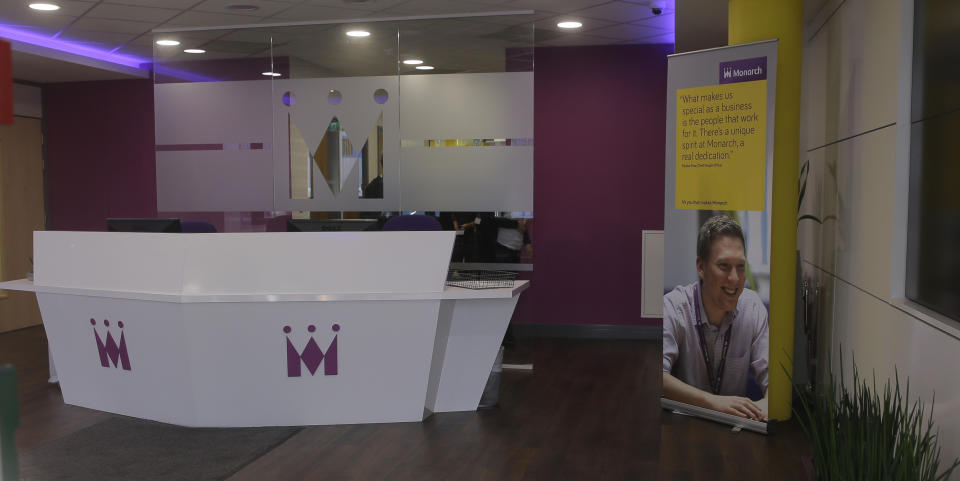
[91, 318, 131, 371]
[718, 57, 767, 84]
[285, 323, 340, 377]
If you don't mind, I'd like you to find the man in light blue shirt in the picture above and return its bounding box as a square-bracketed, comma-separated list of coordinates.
[662, 215, 769, 421]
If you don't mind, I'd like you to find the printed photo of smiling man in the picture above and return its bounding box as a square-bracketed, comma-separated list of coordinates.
[662, 214, 770, 421]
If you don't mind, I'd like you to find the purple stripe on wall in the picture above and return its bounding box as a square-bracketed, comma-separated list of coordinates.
[156, 143, 223, 151]
[513, 44, 672, 327]
[155, 143, 271, 151]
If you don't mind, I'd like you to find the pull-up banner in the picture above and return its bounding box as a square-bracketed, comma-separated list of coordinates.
[662, 40, 778, 433]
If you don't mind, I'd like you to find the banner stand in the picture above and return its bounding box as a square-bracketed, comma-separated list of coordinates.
[661, 40, 779, 434]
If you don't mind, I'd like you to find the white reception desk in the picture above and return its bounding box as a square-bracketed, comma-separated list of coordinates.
[0, 231, 528, 427]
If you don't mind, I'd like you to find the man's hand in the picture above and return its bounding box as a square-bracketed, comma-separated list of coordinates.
[662, 372, 769, 422]
[706, 394, 767, 421]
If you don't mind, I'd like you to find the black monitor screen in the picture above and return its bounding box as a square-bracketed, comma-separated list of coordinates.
[107, 218, 182, 233]
[286, 219, 379, 232]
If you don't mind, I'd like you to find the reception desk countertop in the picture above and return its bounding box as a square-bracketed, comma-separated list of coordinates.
[0, 278, 529, 303]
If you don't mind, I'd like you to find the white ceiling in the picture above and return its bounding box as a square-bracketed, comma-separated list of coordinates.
[0, 0, 676, 83]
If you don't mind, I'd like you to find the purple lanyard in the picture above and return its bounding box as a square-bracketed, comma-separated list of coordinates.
[693, 285, 732, 395]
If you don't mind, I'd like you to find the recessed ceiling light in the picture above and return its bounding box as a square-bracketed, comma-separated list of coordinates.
[345, 30, 370, 37]
[225, 4, 259, 11]
[183, 48, 206, 54]
[156, 39, 180, 46]
[262, 71, 282, 77]
[28, 3, 60, 11]
[557, 21, 583, 29]
[403, 59, 423, 65]
[415, 65, 434, 70]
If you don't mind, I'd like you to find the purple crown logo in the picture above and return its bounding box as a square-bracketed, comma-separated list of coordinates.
[90, 318, 131, 371]
[285, 324, 339, 377]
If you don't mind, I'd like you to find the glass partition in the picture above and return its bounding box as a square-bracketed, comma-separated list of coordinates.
[153, 14, 534, 264]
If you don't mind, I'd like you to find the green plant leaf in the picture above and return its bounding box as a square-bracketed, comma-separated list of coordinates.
[789, 347, 960, 481]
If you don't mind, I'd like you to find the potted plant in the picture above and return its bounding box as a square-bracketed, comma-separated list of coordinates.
[793, 354, 960, 481]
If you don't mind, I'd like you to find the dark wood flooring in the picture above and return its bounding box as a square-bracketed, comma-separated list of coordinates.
[0, 325, 810, 480]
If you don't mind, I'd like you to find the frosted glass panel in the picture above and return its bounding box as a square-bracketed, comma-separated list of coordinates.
[154, 14, 534, 216]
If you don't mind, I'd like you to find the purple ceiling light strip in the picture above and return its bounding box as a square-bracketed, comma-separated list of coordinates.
[0, 25, 223, 82]
[0, 25, 148, 69]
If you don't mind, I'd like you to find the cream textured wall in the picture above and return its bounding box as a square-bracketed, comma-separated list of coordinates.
[799, 0, 960, 464]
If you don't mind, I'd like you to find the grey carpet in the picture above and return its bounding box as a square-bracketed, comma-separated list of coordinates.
[19, 417, 301, 481]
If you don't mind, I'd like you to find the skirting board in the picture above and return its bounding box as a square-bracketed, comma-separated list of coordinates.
[511, 323, 661, 340]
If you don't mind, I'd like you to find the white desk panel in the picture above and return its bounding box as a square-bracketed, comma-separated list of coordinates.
[34, 232, 190, 294]
[426, 296, 522, 413]
[33, 231, 455, 295]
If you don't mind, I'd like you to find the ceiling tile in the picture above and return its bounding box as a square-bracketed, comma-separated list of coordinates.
[470, 12, 552, 26]
[127, 33, 256, 60]
[486, 0, 608, 12]
[299, 0, 412, 12]
[86, 4, 182, 22]
[572, 1, 664, 22]
[163, 10, 267, 26]
[0, 11, 78, 32]
[536, 33, 619, 47]
[105, 0, 200, 8]
[585, 21, 666, 41]
[621, 0, 675, 8]
[419, 18, 528, 36]
[57, 29, 140, 50]
[144, 29, 233, 49]
[631, 12, 673, 30]
[4, 0, 97, 17]
[376, 0, 516, 16]
[152, 28, 230, 41]
[192, 0, 294, 18]
[70, 17, 159, 34]
[267, 5, 377, 21]
[534, 14, 616, 33]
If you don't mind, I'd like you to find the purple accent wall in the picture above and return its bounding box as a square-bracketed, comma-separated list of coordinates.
[514, 44, 672, 326]
[44, 79, 158, 231]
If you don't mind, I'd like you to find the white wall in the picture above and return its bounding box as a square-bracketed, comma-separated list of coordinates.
[799, 0, 960, 464]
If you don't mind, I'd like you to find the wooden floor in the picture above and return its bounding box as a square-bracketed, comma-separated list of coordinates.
[1, 325, 810, 480]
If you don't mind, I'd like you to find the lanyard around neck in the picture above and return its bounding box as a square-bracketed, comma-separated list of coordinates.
[693, 285, 732, 395]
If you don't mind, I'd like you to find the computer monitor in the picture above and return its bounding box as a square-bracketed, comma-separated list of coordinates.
[106, 218, 182, 233]
[286, 219, 379, 232]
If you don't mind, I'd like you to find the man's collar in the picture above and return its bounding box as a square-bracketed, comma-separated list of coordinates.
[694, 281, 738, 327]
